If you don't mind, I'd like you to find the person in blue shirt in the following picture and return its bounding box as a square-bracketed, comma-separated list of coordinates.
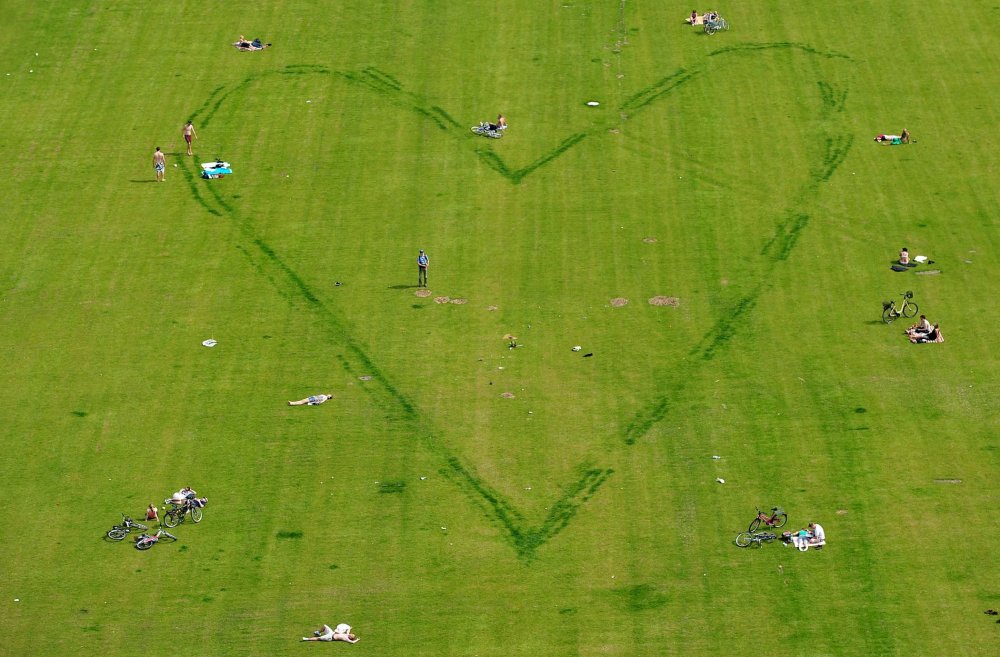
[417, 249, 429, 287]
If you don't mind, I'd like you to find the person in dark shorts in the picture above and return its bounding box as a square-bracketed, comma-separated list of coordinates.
[183, 121, 197, 156]
[417, 249, 429, 287]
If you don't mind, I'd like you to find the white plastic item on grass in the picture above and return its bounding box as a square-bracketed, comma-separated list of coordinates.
[716, 478, 725, 484]
[202, 339, 217, 347]
[586, 101, 600, 106]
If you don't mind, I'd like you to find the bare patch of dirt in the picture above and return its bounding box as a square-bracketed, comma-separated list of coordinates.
[487, 305, 498, 311]
[836, 509, 848, 515]
[648, 296, 680, 307]
[608, 128, 620, 134]
[414, 289, 432, 298]
[934, 478, 962, 484]
[915, 269, 941, 276]
[500, 392, 515, 399]
[720, 278, 729, 286]
[434, 296, 450, 304]
[450, 298, 467, 305]
[642, 237, 657, 243]
[502, 333, 518, 341]
[610, 297, 629, 307]
[358, 375, 373, 381]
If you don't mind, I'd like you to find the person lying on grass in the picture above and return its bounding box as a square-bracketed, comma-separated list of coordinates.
[234, 35, 271, 51]
[288, 393, 333, 406]
[303, 623, 359, 643]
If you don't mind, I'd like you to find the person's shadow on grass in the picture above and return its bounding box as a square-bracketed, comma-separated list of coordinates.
[388, 284, 421, 290]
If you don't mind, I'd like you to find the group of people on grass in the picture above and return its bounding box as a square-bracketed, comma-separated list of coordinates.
[875, 128, 911, 144]
[784, 522, 825, 551]
[139, 486, 205, 522]
[907, 315, 943, 343]
[234, 35, 270, 51]
[686, 9, 720, 26]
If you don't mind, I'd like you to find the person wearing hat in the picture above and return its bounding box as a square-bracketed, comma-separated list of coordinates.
[417, 249, 429, 287]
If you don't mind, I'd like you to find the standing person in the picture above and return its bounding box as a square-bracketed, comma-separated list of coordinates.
[183, 120, 198, 156]
[417, 249, 429, 287]
[153, 147, 166, 182]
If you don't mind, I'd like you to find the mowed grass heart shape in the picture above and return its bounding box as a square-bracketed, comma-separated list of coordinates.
[175, 42, 853, 559]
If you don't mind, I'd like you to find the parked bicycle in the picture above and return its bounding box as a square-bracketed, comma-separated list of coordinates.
[106, 514, 147, 541]
[882, 291, 918, 324]
[134, 528, 178, 551]
[748, 506, 788, 532]
[162, 499, 204, 528]
[471, 122, 503, 139]
[704, 15, 730, 35]
[735, 531, 777, 548]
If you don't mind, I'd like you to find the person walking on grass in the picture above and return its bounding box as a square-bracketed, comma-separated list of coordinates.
[417, 249, 429, 287]
[153, 147, 166, 182]
[183, 120, 198, 156]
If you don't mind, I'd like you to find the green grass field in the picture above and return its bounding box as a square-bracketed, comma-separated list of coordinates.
[1, 2, 998, 656]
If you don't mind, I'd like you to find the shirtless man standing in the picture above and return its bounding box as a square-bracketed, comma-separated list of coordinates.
[153, 147, 166, 182]
[183, 121, 198, 155]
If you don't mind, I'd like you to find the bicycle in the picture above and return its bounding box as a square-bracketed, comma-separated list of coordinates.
[882, 291, 918, 324]
[704, 17, 730, 35]
[162, 500, 204, 528]
[735, 531, 777, 548]
[471, 122, 503, 139]
[748, 506, 788, 532]
[106, 514, 148, 541]
[134, 528, 178, 551]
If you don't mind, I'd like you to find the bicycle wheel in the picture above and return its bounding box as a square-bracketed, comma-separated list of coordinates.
[107, 528, 127, 541]
[735, 532, 752, 548]
[719, 18, 729, 30]
[902, 302, 918, 318]
[135, 540, 153, 551]
[191, 507, 203, 523]
[748, 518, 762, 533]
[471, 126, 485, 135]
[882, 305, 898, 324]
[163, 511, 181, 528]
[773, 513, 788, 529]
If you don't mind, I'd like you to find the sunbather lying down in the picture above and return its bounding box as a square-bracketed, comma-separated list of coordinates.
[234, 35, 271, 51]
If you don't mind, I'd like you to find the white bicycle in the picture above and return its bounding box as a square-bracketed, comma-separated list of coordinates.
[471, 121, 503, 139]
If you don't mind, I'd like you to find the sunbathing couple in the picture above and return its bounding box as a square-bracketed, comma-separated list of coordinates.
[875, 128, 910, 144]
[907, 315, 943, 343]
[686, 10, 719, 26]
[234, 35, 270, 51]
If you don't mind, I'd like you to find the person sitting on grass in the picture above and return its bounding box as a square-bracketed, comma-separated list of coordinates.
[687, 10, 702, 25]
[900, 128, 911, 143]
[288, 393, 333, 406]
[899, 247, 910, 265]
[303, 623, 359, 643]
[906, 314, 932, 338]
[910, 323, 942, 343]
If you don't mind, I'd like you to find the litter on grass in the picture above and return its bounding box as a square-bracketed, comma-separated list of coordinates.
[586, 101, 600, 106]
[202, 339, 217, 347]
